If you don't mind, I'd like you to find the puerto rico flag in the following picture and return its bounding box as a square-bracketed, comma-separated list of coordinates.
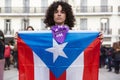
[18, 31, 101, 80]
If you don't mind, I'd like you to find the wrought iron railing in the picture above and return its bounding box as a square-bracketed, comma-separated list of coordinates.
[0, 7, 48, 13]
[0, 6, 113, 14]
[74, 6, 113, 13]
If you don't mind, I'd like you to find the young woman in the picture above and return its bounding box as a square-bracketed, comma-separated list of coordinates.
[44, 1, 103, 43]
[44, 1, 75, 30]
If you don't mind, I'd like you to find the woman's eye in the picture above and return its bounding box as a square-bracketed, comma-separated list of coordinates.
[54, 11, 58, 13]
[61, 11, 65, 13]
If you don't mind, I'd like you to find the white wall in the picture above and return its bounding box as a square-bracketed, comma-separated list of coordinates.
[11, 17, 22, 33]
[109, 0, 120, 14]
[0, 17, 5, 31]
[88, 0, 100, 6]
[12, 0, 23, 7]
[29, 17, 41, 31]
[30, 0, 41, 7]
[71, 0, 80, 7]
[48, 0, 54, 6]
[110, 16, 120, 35]
[108, 0, 120, 6]
[88, 16, 101, 31]
[0, 0, 4, 7]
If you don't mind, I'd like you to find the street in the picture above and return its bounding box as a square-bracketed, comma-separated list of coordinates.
[3, 65, 120, 80]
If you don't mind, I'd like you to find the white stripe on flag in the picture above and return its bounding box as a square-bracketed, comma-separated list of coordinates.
[33, 51, 49, 80]
[67, 51, 84, 80]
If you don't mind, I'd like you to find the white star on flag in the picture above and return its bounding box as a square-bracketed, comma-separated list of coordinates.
[45, 39, 68, 62]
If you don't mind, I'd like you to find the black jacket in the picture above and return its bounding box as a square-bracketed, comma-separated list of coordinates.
[113, 51, 120, 61]
[0, 40, 5, 59]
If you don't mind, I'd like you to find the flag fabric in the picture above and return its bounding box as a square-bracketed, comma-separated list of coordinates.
[18, 31, 101, 80]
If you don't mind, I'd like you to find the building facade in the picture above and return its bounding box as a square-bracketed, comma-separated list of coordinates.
[0, 0, 120, 46]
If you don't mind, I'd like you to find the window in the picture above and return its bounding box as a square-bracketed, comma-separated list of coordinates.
[41, 19, 46, 30]
[80, 18, 87, 30]
[80, 0, 87, 12]
[23, 0, 30, 13]
[41, 0, 48, 13]
[118, 29, 120, 35]
[101, 0, 108, 12]
[21, 18, 29, 30]
[5, 0, 11, 13]
[4, 19, 11, 35]
[100, 18, 109, 34]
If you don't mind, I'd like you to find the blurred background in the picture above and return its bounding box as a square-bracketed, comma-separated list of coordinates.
[0, 0, 120, 47]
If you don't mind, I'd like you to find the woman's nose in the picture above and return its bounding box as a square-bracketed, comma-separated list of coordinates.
[58, 12, 61, 16]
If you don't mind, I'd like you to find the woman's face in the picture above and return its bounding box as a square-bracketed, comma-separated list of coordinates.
[14, 32, 18, 39]
[54, 5, 66, 25]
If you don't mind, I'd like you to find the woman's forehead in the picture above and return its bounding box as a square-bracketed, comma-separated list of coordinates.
[55, 5, 65, 11]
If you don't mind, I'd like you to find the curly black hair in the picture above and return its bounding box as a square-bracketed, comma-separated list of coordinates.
[44, 1, 75, 30]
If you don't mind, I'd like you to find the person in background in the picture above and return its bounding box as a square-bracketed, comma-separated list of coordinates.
[9, 40, 15, 65]
[4, 43, 11, 70]
[26, 26, 34, 31]
[100, 45, 107, 68]
[106, 47, 114, 72]
[0, 30, 5, 80]
[13, 32, 18, 69]
[0, 30, 5, 59]
[113, 42, 120, 74]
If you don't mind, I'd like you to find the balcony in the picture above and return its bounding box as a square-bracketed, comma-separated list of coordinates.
[0, 7, 48, 16]
[0, 6, 113, 16]
[74, 6, 113, 16]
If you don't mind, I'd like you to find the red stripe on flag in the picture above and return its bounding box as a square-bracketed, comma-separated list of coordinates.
[50, 71, 66, 80]
[83, 38, 100, 80]
[18, 37, 34, 80]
